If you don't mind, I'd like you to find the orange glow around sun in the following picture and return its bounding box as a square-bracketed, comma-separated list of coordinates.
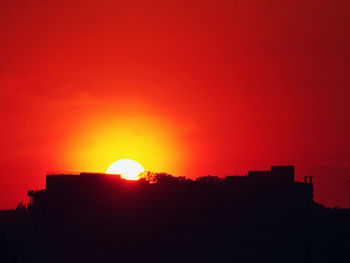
[62, 113, 189, 177]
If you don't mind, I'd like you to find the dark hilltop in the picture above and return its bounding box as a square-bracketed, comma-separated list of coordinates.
[1, 165, 350, 263]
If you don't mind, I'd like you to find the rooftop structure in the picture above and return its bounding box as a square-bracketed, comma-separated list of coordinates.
[27, 166, 313, 224]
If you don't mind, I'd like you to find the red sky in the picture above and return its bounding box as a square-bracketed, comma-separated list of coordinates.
[1, 0, 350, 209]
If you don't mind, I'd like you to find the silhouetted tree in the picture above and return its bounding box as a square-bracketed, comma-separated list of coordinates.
[15, 202, 26, 211]
[195, 175, 223, 184]
[139, 171, 193, 184]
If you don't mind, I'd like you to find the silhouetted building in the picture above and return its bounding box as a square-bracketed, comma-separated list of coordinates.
[3, 165, 350, 263]
[27, 166, 313, 225]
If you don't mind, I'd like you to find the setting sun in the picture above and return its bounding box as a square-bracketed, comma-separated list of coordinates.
[106, 159, 145, 180]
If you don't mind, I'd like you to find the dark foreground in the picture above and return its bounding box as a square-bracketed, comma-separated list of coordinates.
[1, 204, 350, 263]
[1, 168, 350, 262]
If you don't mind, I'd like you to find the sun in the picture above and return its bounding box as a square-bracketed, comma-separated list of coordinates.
[106, 159, 145, 180]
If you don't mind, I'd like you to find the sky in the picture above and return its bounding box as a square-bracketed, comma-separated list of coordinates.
[0, 0, 350, 209]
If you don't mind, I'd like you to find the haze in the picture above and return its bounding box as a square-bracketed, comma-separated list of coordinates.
[0, 0, 349, 208]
